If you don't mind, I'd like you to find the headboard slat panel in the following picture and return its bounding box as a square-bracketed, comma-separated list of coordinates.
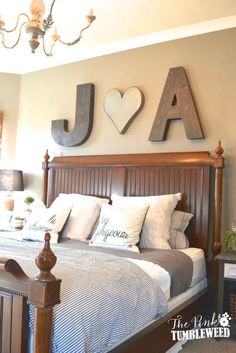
[47, 167, 113, 203]
[125, 165, 210, 250]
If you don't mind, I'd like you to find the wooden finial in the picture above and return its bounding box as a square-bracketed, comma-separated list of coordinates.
[213, 141, 224, 169]
[35, 233, 57, 282]
[42, 150, 50, 206]
[44, 149, 50, 164]
[215, 141, 224, 158]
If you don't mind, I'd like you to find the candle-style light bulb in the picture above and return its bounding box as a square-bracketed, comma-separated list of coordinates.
[51, 26, 60, 42]
[86, 8, 96, 24]
[0, 15, 5, 29]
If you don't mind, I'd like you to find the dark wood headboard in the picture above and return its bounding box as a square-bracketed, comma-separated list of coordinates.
[42, 143, 224, 259]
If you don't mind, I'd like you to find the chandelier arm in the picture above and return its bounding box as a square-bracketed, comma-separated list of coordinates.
[43, 0, 56, 31]
[0, 20, 29, 49]
[49, 0, 56, 18]
[58, 23, 92, 46]
[1, 13, 30, 33]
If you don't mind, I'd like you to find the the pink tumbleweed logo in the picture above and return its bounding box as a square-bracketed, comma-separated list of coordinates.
[168, 312, 231, 341]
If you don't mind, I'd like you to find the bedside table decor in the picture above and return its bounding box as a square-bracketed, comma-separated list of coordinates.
[23, 195, 35, 219]
[0, 169, 24, 211]
[10, 216, 24, 230]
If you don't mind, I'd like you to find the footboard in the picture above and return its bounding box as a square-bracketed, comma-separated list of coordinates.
[0, 259, 28, 353]
[0, 234, 61, 353]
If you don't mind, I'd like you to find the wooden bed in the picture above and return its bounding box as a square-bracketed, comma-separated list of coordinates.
[0, 142, 224, 353]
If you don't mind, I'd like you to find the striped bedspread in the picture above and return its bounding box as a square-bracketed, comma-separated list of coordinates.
[0, 238, 167, 353]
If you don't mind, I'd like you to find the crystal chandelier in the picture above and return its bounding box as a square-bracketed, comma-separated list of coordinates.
[0, 0, 96, 56]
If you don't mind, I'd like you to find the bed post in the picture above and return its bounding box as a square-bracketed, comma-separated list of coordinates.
[42, 150, 50, 206]
[28, 233, 61, 353]
[212, 141, 225, 257]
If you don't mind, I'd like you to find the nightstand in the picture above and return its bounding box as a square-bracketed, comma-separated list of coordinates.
[215, 252, 236, 334]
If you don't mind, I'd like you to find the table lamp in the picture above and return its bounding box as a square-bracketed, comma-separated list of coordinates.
[0, 169, 24, 211]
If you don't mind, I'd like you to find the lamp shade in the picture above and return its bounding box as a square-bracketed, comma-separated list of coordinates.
[0, 169, 24, 192]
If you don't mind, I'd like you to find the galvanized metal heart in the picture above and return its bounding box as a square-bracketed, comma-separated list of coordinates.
[104, 87, 144, 134]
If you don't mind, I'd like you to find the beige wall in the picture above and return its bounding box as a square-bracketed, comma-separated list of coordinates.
[11, 27, 236, 229]
[0, 73, 21, 167]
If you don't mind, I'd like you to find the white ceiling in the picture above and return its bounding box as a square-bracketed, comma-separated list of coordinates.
[0, 0, 236, 74]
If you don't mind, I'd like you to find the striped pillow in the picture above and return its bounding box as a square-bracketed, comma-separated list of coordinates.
[169, 211, 193, 249]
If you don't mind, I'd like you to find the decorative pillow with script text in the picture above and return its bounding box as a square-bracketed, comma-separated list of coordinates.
[21, 204, 71, 243]
[90, 203, 149, 252]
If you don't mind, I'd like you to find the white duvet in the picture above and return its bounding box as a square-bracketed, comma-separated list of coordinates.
[127, 258, 171, 300]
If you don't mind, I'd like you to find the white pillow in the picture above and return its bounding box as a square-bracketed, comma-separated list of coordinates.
[111, 193, 181, 249]
[89, 203, 149, 252]
[53, 193, 109, 241]
[21, 203, 71, 243]
[169, 210, 193, 249]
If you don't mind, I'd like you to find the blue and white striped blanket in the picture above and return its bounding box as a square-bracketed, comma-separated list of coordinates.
[0, 238, 167, 353]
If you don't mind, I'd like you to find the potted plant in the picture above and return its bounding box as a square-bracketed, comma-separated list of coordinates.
[224, 224, 236, 252]
[23, 196, 35, 220]
[24, 196, 35, 211]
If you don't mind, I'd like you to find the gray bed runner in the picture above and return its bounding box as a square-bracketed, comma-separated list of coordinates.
[58, 240, 194, 297]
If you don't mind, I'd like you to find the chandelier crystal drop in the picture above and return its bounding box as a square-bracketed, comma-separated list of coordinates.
[0, 0, 96, 56]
